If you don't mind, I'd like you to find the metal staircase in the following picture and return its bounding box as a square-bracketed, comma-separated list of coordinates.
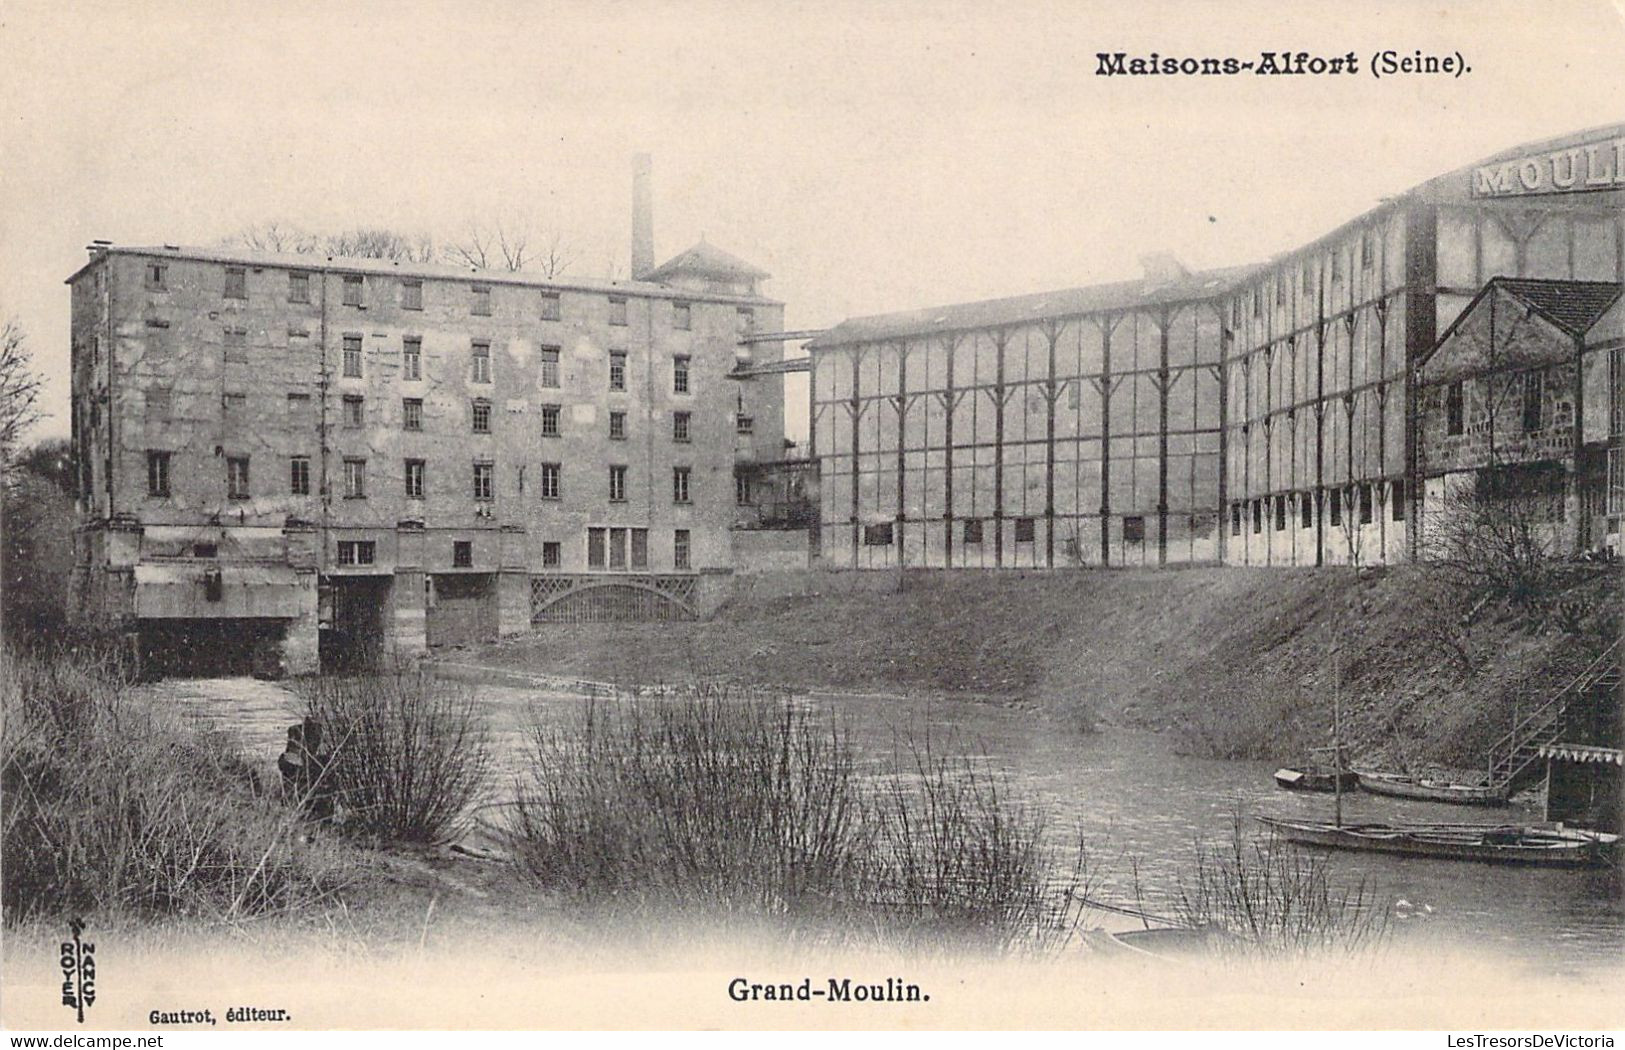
[1485, 638, 1622, 792]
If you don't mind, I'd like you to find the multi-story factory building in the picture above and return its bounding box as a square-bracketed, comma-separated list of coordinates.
[807, 123, 1624, 569]
[68, 236, 784, 675]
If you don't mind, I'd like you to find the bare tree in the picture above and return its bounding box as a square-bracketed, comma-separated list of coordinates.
[230, 220, 316, 254]
[444, 214, 575, 276]
[226, 223, 436, 262]
[0, 319, 44, 477]
[323, 227, 437, 263]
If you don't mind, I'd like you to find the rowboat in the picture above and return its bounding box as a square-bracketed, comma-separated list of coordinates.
[1354, 770, 1508, 807]
[1274, 767, 1360, 793]
[1256, 816, 1618, 868]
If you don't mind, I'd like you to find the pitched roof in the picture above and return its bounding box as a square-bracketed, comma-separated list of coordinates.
[1422, 278, 1622, 384]
[806, 265, 1258, 349]
[644, 240, 770, 282]
[1493, 278, 1622, 337]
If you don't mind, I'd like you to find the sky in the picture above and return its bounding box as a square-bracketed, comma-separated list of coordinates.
[2, 0, 1623, 445]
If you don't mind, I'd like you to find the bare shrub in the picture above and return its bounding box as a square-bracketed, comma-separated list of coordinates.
[1, 645, 346, 922]
[506, 689, 1070, 950]
[869, 736, 1061, 952]
[1163, 817, 1390, 958]
[1422, 467, 1564, 616]
[297, 670, 491, 844]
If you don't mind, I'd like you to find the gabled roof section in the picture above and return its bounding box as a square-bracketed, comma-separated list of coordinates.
[807, 265, 1257, 349]
[644, 240, 770, 283]
[1422, 278, 1621, 385]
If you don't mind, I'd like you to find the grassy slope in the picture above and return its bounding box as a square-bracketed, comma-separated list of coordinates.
[469, 565, 1622, 769]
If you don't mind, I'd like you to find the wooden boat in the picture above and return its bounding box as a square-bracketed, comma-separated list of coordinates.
[1354, 770, 1508, 806]
[1257, 816, 1618, 868]
[1274, 767, 1360, 793]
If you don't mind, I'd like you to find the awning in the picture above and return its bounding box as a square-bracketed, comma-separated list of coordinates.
[134, 563, 305, 619]
[1536, 743, 1625, 766]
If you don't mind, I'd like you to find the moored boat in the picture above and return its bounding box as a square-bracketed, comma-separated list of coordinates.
[1256, 816, 1618, 868]
[1354, 770, 1508, 806]
[1274, 767, 1361, 793]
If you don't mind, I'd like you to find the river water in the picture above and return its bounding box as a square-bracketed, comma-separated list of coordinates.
[155, 674, 1623, 971]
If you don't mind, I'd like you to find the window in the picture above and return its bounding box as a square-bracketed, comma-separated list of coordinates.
[224, 267, 246, 300]
[538, 462, 561, 500]
[672, 466, 691, 504]
[192, 543, 218, 559]
[736, 414, 754, 435]
[1014, 516, 1036, 543]
[287, 392, 310, 418]
[289, 272, 310, 303]
[344, 458, 366, 498]
[223, 327, 247, 364]
[291, 456, 311, 496]
[1359, 483, 1374, 525]
[402, 279, 423, 311]
[473, 461, 494, 501]
[402, 398, 423, 431]
[673, 529, 691, 570]
[343, 334, 363, 377]
[1251, 500, 1262, 534]
[471, 284, 491, 316]
[405, 458, 425, 499]
[146, 388, 172, 421]
[587, 528, 605, 569]
[539, 346, 560, 387]
[403, 337, 422, 380]
[471, 341, 491, 384]
[630, 528, 648, 570]
[673, 301, 691, 330]
[223, 393, 247, 416]
[342, 275, 363, 307]
[609, 351, 627, 391]
[227, 456, 250, 499]
[735, 473, 752, 505]
[964, 518, 984, 544]
[541, 541, 561, 569]
[337, 541, 375, 567]
[609, 410, 627, 440]
[1122, 515, 1145, 544]
[1522, 371, 1543, 432]
[1392, 480, 1406, 522]
[1446, 381, 1465, 436]
[608, 527, 627, 569]
[1329, 488, 1343, 527]
[1229, 503, 1241, 537]
[863, 522, 893, 546]
[146, 451, 170, 497]
[453, 541, 473, 568]
[343, 395, 364, 427]
[1362, 230, 1376, 271]
[736, 307, 755, 333]
[1302, 494, 1314, 529]
[609, 465, 627, 502]
[540, 404, 561, 437]
[472, 399, 492, 434]
[540, 292, 561, 321]
[146, 263, 167, 290]
[672, 411, 690, 443]
[673, 355, 690, 394]
[609, 296, 627, 326]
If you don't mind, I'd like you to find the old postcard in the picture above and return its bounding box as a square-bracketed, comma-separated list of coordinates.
[0, 0, 1621, 1036]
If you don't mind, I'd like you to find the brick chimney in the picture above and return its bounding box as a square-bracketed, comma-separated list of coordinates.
[631, 153, 654, 280]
